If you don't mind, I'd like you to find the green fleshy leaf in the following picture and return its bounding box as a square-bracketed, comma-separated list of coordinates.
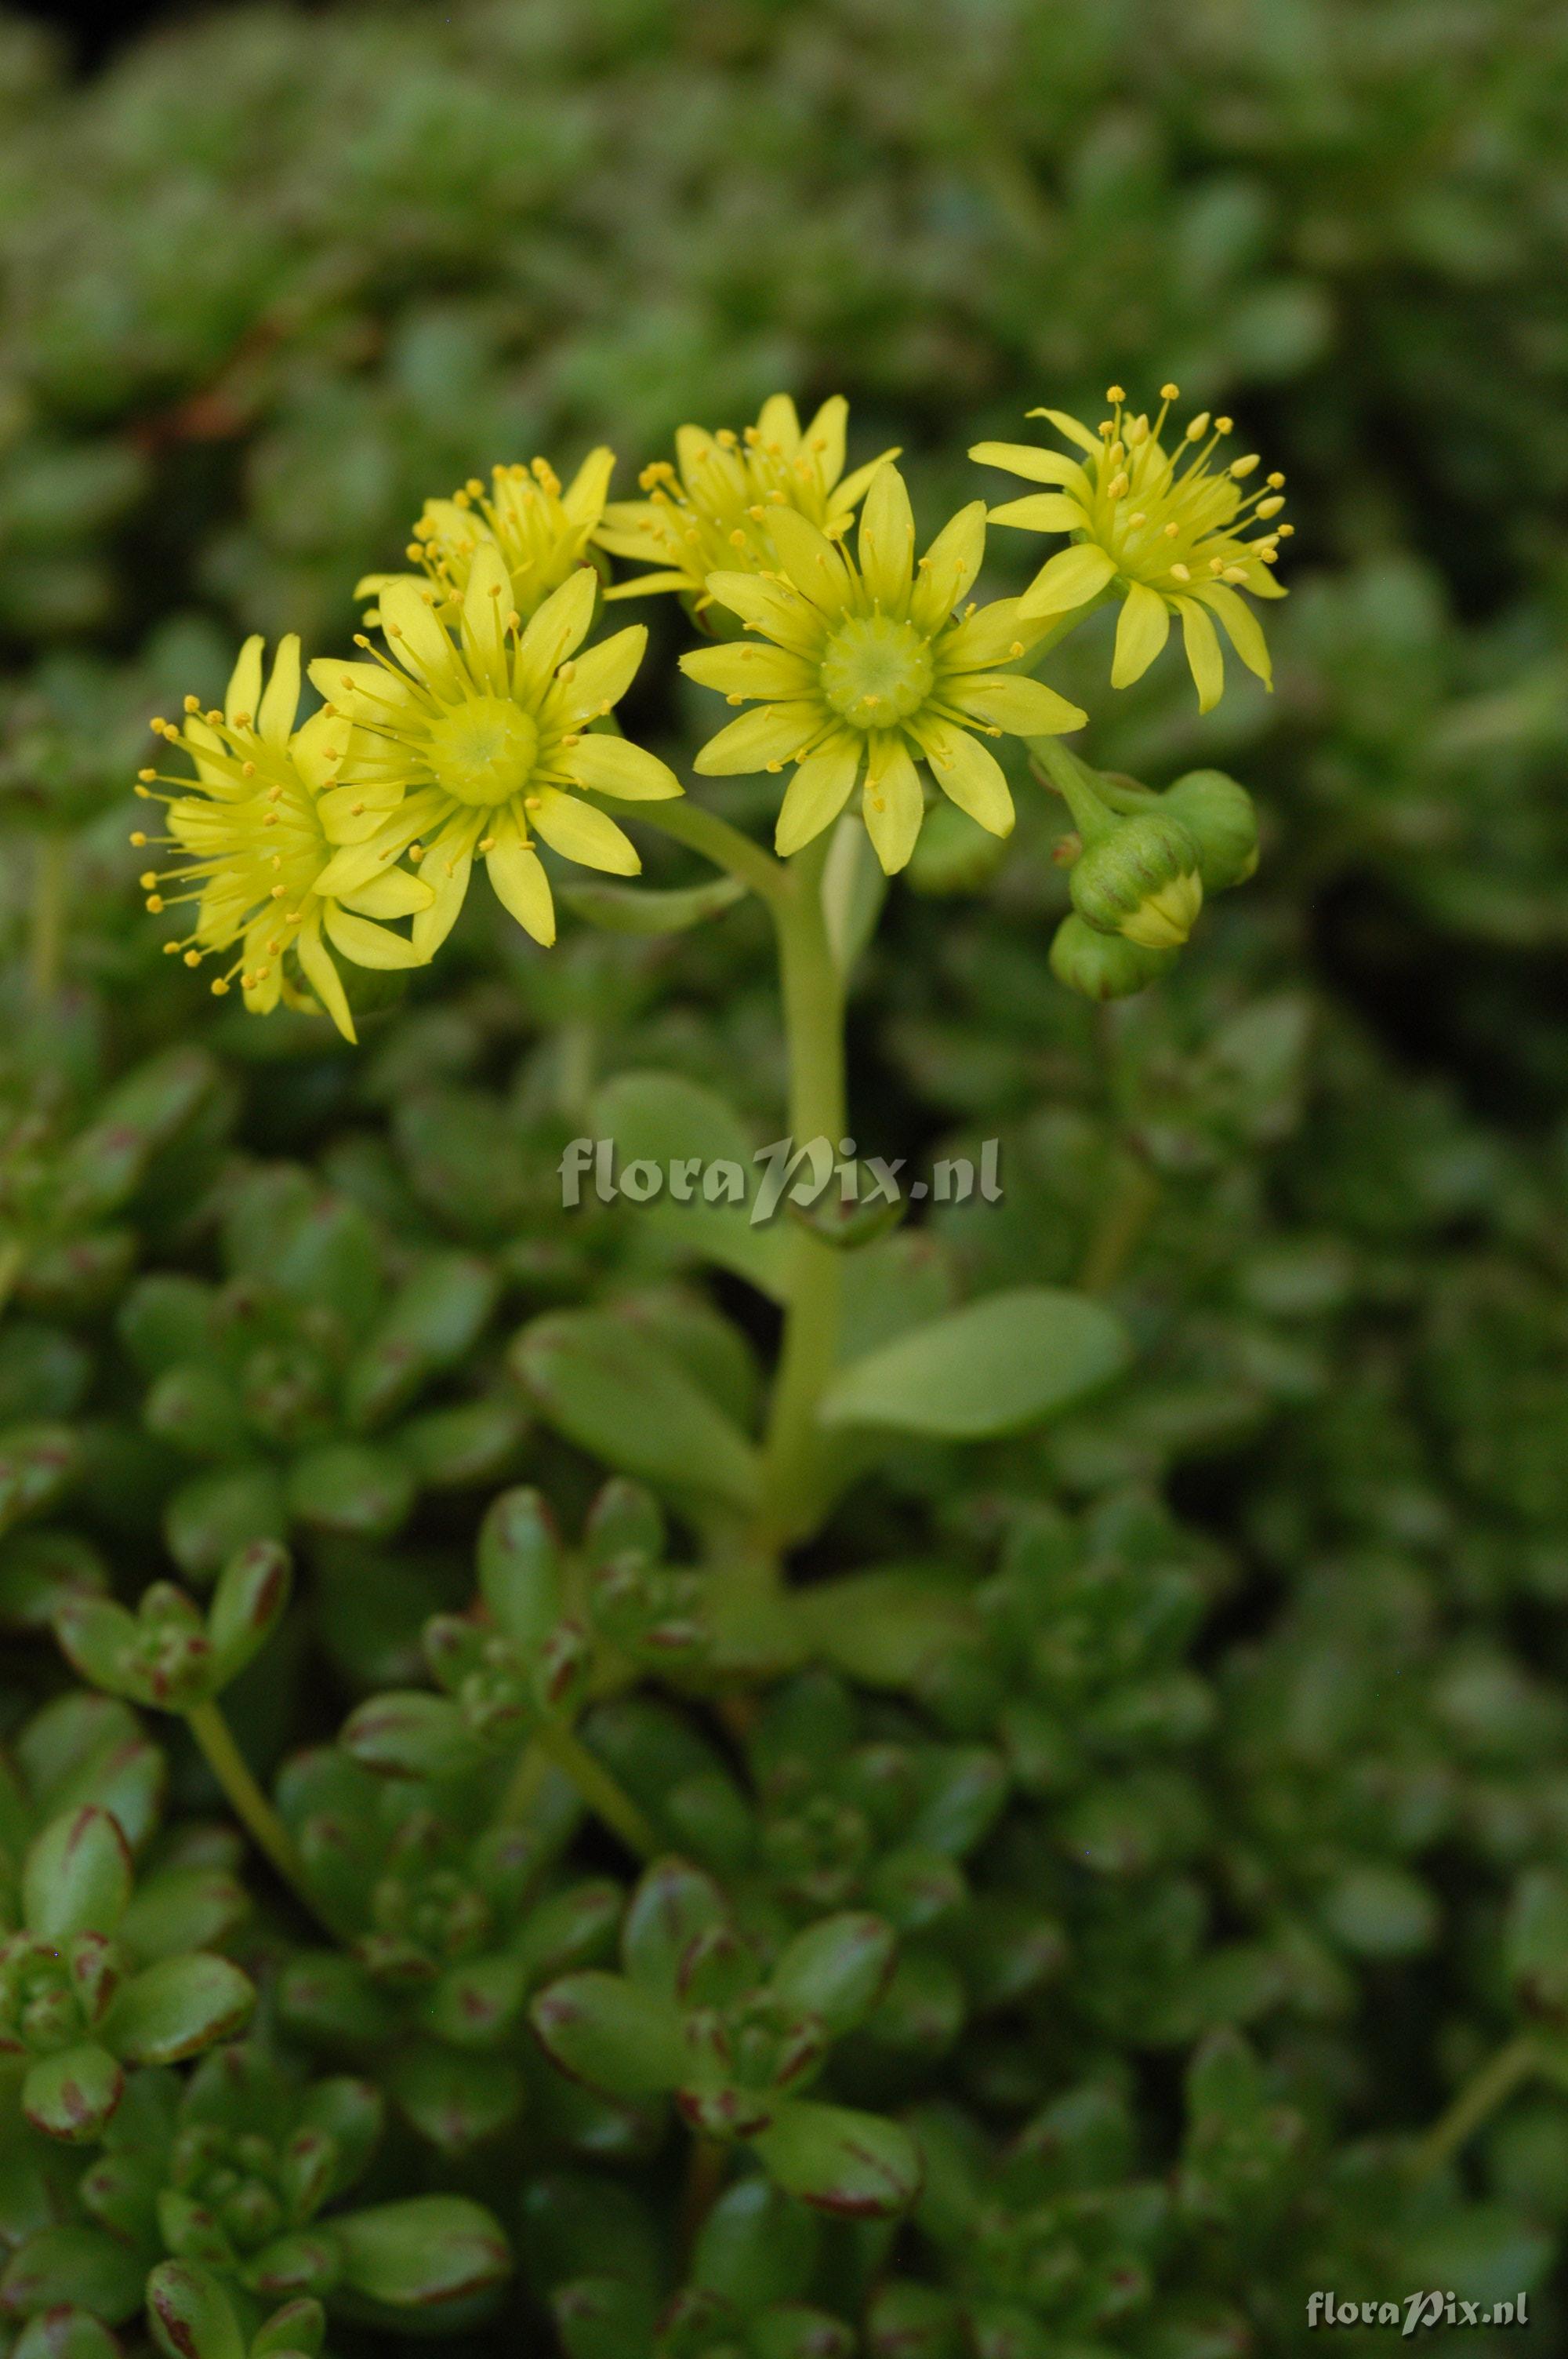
[512, 1310, 760, 1513]
[285, 1443, 416, 1539]
[750, 2099, 923, 2217]
[106, 1952, 256, 2063]
[769, 1913, 898, 2037]
[21, 2043, 125, 2143]
[0, 2226, 147, 2324]
[24, 1805, 133, 1938]
[587, 1070, 787, 1299]
[820, 1287, 1131, 1438]
[332, 2195, 511, 2311]
[146, 2260, 247, 2359]
[531, 1970, 686, 2100]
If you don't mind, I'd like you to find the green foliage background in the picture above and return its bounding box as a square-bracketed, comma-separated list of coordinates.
[4, 2, 1568, 2354]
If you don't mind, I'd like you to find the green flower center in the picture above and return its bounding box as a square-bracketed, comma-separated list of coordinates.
[820, 615, 933, 729]
[426, 696, 538, 805]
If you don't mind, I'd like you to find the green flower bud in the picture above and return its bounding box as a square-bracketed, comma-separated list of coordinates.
[1070, 811, 1203, 948]
[1050, 914, 1175, 1001]
[1161, 768, 1259, 890]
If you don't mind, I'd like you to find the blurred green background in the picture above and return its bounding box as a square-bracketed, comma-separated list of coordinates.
[5, 0, 1568, 2343]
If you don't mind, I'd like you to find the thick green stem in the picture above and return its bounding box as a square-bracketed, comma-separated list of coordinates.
[532, 1717, 659, 1859]
[1412, 2033, 1539, 2180]
[185, 1698, 331, 1932]
[1078, 1158, 1160, 1292]
[755, 831, 847, 1548]
[28, 833, 67, 1006]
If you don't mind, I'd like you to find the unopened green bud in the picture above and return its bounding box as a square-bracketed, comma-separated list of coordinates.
[1070, 812, 1203, 948]
[1050, 914, 1175, 1001]
[1162, 769, 1258, 891]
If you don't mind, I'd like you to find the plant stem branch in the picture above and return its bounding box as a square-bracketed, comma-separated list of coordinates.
[185, 1698, 331, 1933]
[607, 794, 786, 907]
[532, 1717, 659, 1859]
[755, 831, 847, 1548]
[1412, 2034, 1538, 2179]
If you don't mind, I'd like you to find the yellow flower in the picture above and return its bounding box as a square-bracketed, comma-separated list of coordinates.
[971, 384, 1290, 713]
[357, 449, 616, 627]
[595, 393, 898, 607]
[133, 636, 431, 1044]
[307, 552, 682, 954]
[678, 463, 1087, 876]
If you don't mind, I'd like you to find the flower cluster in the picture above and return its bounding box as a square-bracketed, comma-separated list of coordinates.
[139, 388, 1286, 1035]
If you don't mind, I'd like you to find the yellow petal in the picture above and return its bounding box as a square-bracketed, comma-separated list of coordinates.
[411, 821, 479, 958]
[224, 637, 264, 727]
[379, 580, 464, 699]
[1192, 582, 1272, 685]
[831, 446, 902, 515]
[859, 734, 925, 874]
[909, 501, 987, 634]
[757, 392, 803, 455]
[800, 394, 847, 485]
[1017, 542, 1118, 620]
[306, 657, 419, 729]
[968, 439, 1087, 489]
[294, 914, 357, 1044]
[938, 597, 1047, 671]
[702, 571, 822, 654]
[768, 509, 854, 615]
[679, 642, 817, 699]
[1176, 598, 1225, 713]
[514, 567, 597, 698]
[563, 445, 616, 527]
[460, 542, 512, 692]
[601, 569, 699, 601]
[257, 636, 301, 747]
[987, 493, 1084, 533]
[913, 719, 1014, 838]
[1110, 583, 1172, 689]
[944, 674, 1086, 736]
[561, 733, 682, 801]
[694, 701, 824, 777]
[529, 787, 639, 875]
[550, 624, 647, 722]
[858, 464, 916, 609]
[1024, 406, 1103, 455]
[289, 707, 344, 793]
[485, 822, 555, 944]
[323, 907, 426, 969]
[775, 736, 862, 856]
[339, 867, 434, 918]
[318, 778, 407, 845]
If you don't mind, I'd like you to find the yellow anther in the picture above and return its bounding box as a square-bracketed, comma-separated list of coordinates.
[1185, 413, 1210, 441]
[1106, 383, 1124, 402]
[1230, 454, 1260, 478]
[1160, 381, 1180, 400]
[183, 949, 201, 968]
[129, 831, 147, 847]
[183, 694, 200, 713]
